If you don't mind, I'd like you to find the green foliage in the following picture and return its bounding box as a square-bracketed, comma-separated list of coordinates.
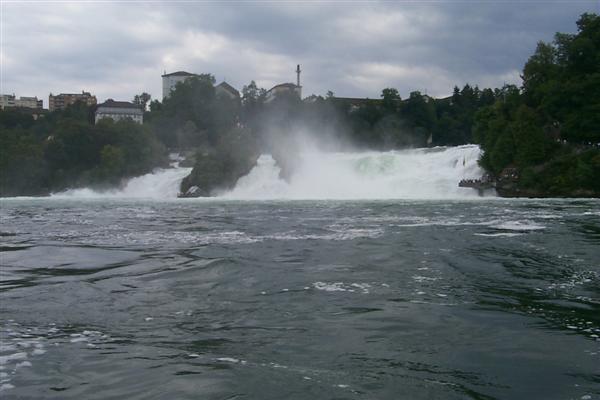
[0, 108, 36, 130]
[520, 12, 600, 143]
[149, 74, 243, 148]
[489, 130, 515, 174]
[322, 86, 496, 149]
[516, 149, 600, 196]
[522, 41, 558, 106]
[381, 88, 401, 112]
[474, 13, 600, 196]
[180, 126, 259, 196]
[0, 126, 48, 196]
[160, 75, 216, 132]
[512, 105, 551, 167]
[132, 92, 151, 111]
[96, 145, 126, 182]
[0, 103, 167, 196]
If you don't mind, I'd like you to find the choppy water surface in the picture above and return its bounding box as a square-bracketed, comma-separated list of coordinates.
[1, 199, 599, 399]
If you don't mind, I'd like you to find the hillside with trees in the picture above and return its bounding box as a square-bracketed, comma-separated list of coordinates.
[0, 103, 167, 196]
[473, 13, 599, 197]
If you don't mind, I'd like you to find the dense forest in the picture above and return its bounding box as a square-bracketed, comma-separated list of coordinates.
[0, 13, 598, 197]
[473, 12, 600, 196]
[0, 104, 167, 196]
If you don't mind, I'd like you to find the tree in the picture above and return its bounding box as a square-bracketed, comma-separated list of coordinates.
[490, 130, 515, 174]
[242, 81, 261, 106]
[381, 88, 400, 112]
[241, 80, 266, 125]
[149, 99, 162, 113]
[97, 145, 125, 182]
[402, 91, 436, 133]
[479, 88, 496, 107]
[157, 74, 218, 145]
[0, 126, 47, 196]
[133, 92, 152, 110]
[0, 103, 167, 196]
[451, 86, 461, 106]
[522, 41, 558, 107]
[512, 105, 550, 167]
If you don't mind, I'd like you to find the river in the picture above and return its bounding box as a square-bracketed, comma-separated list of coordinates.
[1, 146, 599, 399]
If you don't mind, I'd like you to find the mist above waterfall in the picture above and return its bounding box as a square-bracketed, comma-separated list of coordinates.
[231, 115, 488, 200]
[47, 144, 488, 200]
[49, 118, 489, 201]
[223, 145, 487, 200]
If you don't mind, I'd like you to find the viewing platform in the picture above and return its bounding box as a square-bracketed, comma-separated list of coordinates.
[459, 176, 496, 195]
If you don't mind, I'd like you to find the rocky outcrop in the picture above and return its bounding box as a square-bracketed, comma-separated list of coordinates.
[179, 129, 260, 197]
[179, 150, 259, 197]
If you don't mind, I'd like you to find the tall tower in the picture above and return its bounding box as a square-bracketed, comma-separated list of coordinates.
[296, 64, 301, 87]
[296, 64, 302, 99]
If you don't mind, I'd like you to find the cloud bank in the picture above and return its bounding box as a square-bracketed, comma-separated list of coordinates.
[1, 1, 597, 105]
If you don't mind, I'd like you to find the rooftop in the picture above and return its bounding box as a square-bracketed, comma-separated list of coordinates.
[161, 71, 197, 78]
[50, 91, 93, 97]
[216, 81, 240, 96]
[331, 96, 380, 103]
[269, 83, 300, 91]
[97, 99, 142, 109]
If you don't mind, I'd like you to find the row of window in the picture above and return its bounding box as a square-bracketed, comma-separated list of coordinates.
[97, 114, 142, 118]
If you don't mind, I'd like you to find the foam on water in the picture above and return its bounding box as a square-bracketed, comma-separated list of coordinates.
[491, 220, 546, 231]
[0, 323, 47, 391]
[264, 227, 384, 241]
[475, 232, 525, 237]
[216, 357, 246, 364]
[312, 282, 371, 293]
[0, 322, 115, 391]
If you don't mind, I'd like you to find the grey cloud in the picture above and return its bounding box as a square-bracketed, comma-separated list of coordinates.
[2, 1, 597, 105]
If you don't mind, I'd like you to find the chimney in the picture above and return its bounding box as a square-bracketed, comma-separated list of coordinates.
[296, 64, 301, 87]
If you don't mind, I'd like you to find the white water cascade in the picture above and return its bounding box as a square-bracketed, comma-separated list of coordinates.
[51, 157, 192, 200]
[224, 144, 491, 200]
[51, 145, 491, 200]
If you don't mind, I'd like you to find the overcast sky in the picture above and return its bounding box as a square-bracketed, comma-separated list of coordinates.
[1, 1, 598, 106]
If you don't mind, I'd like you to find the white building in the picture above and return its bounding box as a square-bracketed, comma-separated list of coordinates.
[265, 83, 302, 103]
[0, 94, 15, 109]
[265, 64, 302, 103]
[18, 96, 43, 108]
[161, 71, 197, 99]
[95, 99, 143, 124]
[1, 94, 43, 109]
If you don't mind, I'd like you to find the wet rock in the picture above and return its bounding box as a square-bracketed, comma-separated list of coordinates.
[179, 130, 260, 197]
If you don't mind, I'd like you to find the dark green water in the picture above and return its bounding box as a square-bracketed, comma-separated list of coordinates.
[1, 199, 599, 399]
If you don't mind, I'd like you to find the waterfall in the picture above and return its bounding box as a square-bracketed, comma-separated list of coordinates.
[51, 146, 491, 200]
[51, 155, 192, 199]
[222, 145, 489, 200]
